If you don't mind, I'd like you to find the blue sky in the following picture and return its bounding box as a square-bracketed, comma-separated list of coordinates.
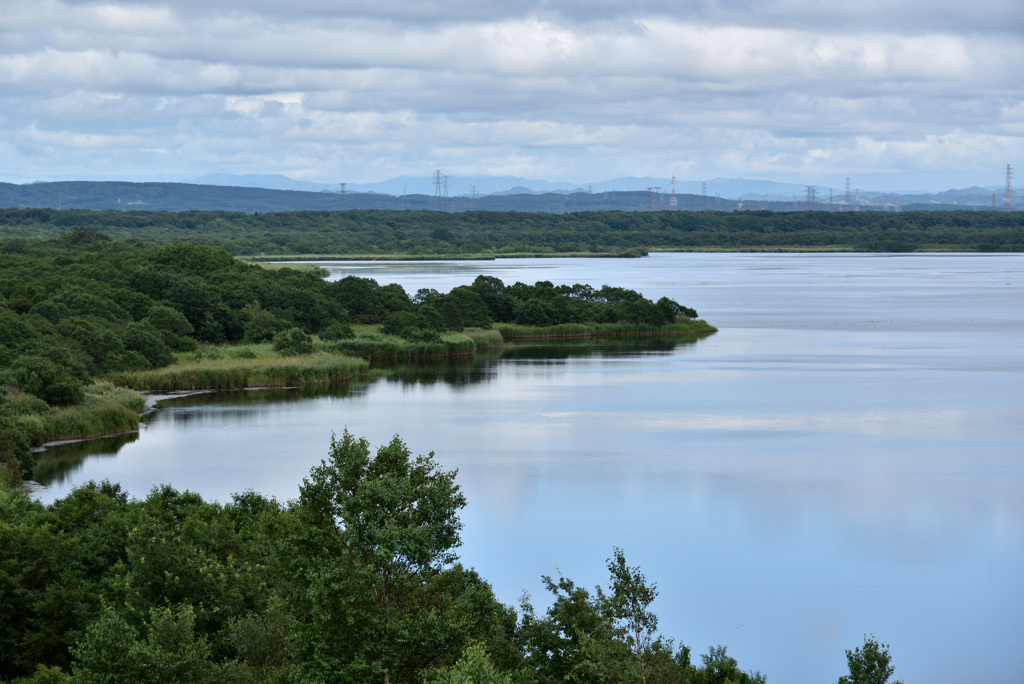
[1, 0, 1022, 191]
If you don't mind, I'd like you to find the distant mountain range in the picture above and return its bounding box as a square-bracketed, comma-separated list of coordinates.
[186, 173, 1012, 204]
[2, 175, 1017, 213]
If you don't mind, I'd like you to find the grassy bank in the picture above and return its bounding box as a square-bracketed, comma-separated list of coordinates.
[106, 344, 369, 391]
[326, 331, 479, 360]
[18, 381, 145, 447]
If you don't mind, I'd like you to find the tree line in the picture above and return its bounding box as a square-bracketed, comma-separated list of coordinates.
[0, 430, 900, 683]
[1, 208, 1022, 255]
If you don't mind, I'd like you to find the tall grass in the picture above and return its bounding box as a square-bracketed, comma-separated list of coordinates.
[462, 328, 504, 349]
[21, 382, 145, 445]
[327, 333, 477, 360]
[106, 352, 368, 391]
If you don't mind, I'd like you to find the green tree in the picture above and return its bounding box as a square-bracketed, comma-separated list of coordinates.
[122, 323, 174, 369]
[428, 642, 512, 684]
[144, 304, 195, 339]
[599, 547, 659, 684]
[696, 645, 765, 684]
[0, 392, 33, 483]
[837, 636, 902, 684]
[272, 327, 313, 355]
[8, 354, 86, 406]
[72, 605, 219, 684]
[288, 430, 468, 683]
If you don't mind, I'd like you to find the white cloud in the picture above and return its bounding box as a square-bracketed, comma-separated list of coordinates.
[0, 0, 1021, 187]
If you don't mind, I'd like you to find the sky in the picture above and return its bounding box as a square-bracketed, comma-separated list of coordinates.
[1, 0, 1022, 191]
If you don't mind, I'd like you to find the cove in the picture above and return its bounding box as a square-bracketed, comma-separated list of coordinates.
[35, 253, 1024, 684]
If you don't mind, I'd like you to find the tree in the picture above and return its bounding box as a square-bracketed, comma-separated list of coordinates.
[520, 550, 673, 684]
[288, 430, 468, 683]
[433, 287, 492, 331]
[272, 327, 313, 355]
[599, 547, 659, 684]
[9, 354, 86, 406]
[838, 636, 902, 684]
[72, 605, 219, 684]
[122, 323, 174, 369]
[696, 645, 765, 684]
[429, 642, 512, 684]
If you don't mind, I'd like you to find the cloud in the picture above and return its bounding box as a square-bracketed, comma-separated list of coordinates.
[1, 0, 1021, 187]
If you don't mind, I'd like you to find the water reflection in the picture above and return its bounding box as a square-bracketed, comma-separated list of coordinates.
[33, 432, 138, 485]
[37, 336, 707, 483]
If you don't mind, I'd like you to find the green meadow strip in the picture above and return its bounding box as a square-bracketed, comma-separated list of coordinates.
[327, 333, 477, 360]
[105, 352, 369, 391]
[21, 382, 145, 445]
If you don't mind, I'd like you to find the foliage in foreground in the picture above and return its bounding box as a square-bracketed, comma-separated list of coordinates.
[0, 430, 899, 684]
[0, 430, 777, 684]
[837, 636, 902, 684]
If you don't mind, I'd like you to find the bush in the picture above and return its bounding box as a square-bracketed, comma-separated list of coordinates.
[382, 311, 440, 342]
[318, 321, 355, 341]
[272, 328, 313, 356]
[0, 393, 33, 483]
[123, 323, 175, 369]
[144, 305, 195, 337]
[243, 307, 283, 343]
[9, 355, 86, 406]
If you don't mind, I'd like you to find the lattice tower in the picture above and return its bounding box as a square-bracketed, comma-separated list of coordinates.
[1005, 164, 1014, 211]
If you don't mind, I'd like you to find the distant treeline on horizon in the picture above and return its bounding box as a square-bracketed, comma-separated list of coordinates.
[1, 180, 1015, 214]
[1, 206, 1022, 254]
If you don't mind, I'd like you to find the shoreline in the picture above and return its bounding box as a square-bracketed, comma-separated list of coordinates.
[20, 326, 715, 484]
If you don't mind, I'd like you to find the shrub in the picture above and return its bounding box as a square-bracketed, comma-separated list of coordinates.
[9, 355, 86, 406]
[273, 328, 313, 356]
[123, 323, 175, 369]
[318, 321, 355, 341]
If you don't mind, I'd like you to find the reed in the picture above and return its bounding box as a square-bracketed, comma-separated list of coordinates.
[462, 328, 504, 349]
[22, 382, 144, 445]
[88, 380, 148, 412]
[105, 352, 368, 391]
[328, 333, 477, 360]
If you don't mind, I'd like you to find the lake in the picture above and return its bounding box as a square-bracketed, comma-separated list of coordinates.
[37, 253, 1024, 684]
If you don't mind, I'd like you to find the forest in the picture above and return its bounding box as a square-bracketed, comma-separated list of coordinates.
[1, 207, 1022, 255]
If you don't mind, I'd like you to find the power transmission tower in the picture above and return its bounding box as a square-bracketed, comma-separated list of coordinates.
[1005, 164, 1015, 211]
[805, 186, 817, 211]
[339, 183, 347, 210]
[844, 178, 852, 211]
[433, 170, 443, 211]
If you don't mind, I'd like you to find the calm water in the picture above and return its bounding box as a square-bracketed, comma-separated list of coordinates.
[37, 253, 1024, 684]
